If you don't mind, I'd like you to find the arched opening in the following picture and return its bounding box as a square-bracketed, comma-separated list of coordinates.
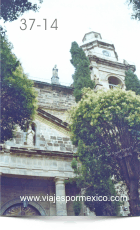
[108, 76, 123, 89]
[3, 203, 41, 216]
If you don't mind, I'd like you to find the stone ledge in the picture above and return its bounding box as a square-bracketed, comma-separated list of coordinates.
[88, 55, 136, 72]
[37, 108, 69, 130]
[0, 145, 77, 158]
[33, 80, 74, 91]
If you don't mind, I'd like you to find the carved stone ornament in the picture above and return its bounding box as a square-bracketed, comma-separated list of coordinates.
[3, 204, 40, 216]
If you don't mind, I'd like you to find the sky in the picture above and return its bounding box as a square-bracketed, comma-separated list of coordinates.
[1, 0, 140, 86]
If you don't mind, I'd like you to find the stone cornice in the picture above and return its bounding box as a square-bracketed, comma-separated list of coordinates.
[0, 145, 77, 158]
[37, 108, 69, 131]
[81, 40, 119, 63]
[33, 80, 74, 93]
[88, 55, 136, 72]
[81, 40, 114, 49]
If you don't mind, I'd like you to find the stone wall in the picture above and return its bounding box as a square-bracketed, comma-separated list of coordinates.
[34, 82, 76, 116]
[0, 147, 76, 179]
[5, 81, 76, 151]
[5, 119, 77, 153]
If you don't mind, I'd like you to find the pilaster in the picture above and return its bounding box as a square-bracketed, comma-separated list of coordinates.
[55, 177, 67, 216]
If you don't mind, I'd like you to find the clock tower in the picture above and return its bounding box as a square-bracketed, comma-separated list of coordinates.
[80, 31, 136, 90]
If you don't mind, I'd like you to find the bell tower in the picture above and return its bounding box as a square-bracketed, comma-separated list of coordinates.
[80, 31, 136, 90]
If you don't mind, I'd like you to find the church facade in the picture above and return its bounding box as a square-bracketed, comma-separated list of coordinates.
[0, 32, 136, 216]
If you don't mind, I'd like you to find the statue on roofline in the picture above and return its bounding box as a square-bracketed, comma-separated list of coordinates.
[52, 65, 58, 77]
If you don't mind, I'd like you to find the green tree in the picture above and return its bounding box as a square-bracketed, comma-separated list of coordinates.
[70, 42, 95, 102]
[1, 33, 37, 143]
[69, 87, 140, 216]
[125, 69, 140, 95]
[73, 198, 82, 216]
[128, 0, 140, 21]
[0, 0, 43, 22]
[71, 141, 121, 216]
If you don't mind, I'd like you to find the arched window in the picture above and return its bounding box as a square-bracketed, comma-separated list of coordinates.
[3, 203, 41, 216]
[108, 76, 123, 89]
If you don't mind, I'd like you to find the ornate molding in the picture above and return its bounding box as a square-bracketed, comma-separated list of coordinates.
[0, 198, 46, 216]
[105, 73, 124, 82]
[0, 145, 75, 158]
[88, 55, 136, 72]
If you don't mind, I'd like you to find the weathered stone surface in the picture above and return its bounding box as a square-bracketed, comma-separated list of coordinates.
[0, 150, 75, 178]
[50, 136, 56, 140]
[63, 138, 70, 141]
[58, 141, 63, 144]
[60, 147, 66, 152]
[34, 83, 76, 114]
[57, 137, 62, 140]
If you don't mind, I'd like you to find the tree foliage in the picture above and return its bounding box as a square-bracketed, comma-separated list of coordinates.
[0, 0, 43, 22]
[69, 88, 140, 216]
[70, 42, 95, 102]
[128, 0, 140, 20]
[71, 139, 121, 215]
[73, 198, 82, 216]
[1, 33, 37, 143]
[125, 69, 140, 95]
